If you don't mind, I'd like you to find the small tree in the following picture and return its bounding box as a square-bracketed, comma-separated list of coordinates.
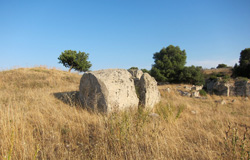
[179, 66, 204, 85]
[151, 45, 186, 82]
[128, 67, 139, 70]
[233, 48, 250, 78]
[217, 64, 227, 68]
[58, 50, 92, 72]
[141, 68, 150, 74]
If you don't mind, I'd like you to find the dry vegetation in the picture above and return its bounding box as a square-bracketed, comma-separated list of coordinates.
[203, 68, 233, 77]
[0, 67, 249, 159]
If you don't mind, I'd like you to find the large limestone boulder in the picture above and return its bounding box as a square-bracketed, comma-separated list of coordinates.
[138, 73, 161, 109]
[79, 69, 139, 112]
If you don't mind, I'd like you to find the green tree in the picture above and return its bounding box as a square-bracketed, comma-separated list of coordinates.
[233, 48, 250, 78]
[128, 67, 139, 70]
[179, 66, 205, 85]
[58, 50, 92, 72]
[151, 45, 187, 82]
[217, 64, 227, 68]
[141, 68, 150, 74]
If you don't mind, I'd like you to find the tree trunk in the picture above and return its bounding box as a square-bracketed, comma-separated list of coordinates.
[68, 66, 73, 72]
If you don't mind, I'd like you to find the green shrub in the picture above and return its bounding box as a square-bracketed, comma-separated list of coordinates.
[209, 74, 218, 81]
[217, 64, 228, 68]
[199, 89, 207, 96]
[236, 77, 249, 82]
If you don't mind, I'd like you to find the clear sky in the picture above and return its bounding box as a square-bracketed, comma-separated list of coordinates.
[1, 0, 250, 71]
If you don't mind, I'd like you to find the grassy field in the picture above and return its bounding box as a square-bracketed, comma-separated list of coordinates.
[202, 68, 233, 77]
[0, 67, 249, 159]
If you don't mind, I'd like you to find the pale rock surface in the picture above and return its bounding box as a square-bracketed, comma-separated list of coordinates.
[79, 69, 139, 112]
[184, 86, 192, 90]
[191, 91, 200, 97]
[191, 85, 203, 91]
[128, 69, 143, 80]
[138, 73, 161, 109]
[148, 113, 160, 119]
[221, 100, 226, 105]
[191, 110, 197, 115]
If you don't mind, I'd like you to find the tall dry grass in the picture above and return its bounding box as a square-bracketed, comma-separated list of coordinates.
[0, 67, 249, 159]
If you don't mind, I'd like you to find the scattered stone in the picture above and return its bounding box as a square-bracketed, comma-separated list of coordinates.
[245, 97, 249, 101]
[184, 86, 192, 90]
[161, 88, 171, 93]
[178, 90, 191, 97]
[148, 113, 160, 119]
[191, 85, 203, 91]
[191, 110, 197, 115]
[221, 100, 226, 105]
[191, 91, 200, 98]
[166, 88, 171, 93]
[232, 99, 236, 103]
[215, 100, 226, 105]
[176, 85, 182, 89]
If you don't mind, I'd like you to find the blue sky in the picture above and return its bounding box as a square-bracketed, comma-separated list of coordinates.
[1, 0, 250, 71]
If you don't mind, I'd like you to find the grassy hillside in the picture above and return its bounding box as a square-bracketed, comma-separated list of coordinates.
[203, 68, 233, 78]
[0, 67, 249, 159]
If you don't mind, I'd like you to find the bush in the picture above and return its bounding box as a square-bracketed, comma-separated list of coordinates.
[151, 45, 186, 83]
[199, 89, 207, 96]
[179, 66, 205, 85]
[128, 67, 139, 70]
[141, 69, 150, 74]
[217, 64, 228, 68]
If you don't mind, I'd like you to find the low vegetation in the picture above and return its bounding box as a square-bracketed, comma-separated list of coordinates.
[217, 64, 228, 69]
[0, 67, 249, 159]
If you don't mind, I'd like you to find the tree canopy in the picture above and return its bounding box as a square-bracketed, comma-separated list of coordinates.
[179, 66, 204, 85]
[151, 45, 187, 82]
[58, 50, 92, 72]
[233, 48, 250, 78]
[128, 67, 139, 70]
[216, 64, 227, 68]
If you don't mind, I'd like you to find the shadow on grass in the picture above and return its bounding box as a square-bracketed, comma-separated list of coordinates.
[53, 91, 82, 107]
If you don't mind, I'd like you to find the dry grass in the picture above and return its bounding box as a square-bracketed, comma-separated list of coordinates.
[0, 67, 249, 159]
[203, 68, 233, 76]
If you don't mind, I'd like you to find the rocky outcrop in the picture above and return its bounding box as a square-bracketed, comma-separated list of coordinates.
[138, 73, 161, 109]
[234, 80, 250, 96]
[79, 69, 161, 113]
[205, 78, 250, 96]
[79, 69, 139, 112]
